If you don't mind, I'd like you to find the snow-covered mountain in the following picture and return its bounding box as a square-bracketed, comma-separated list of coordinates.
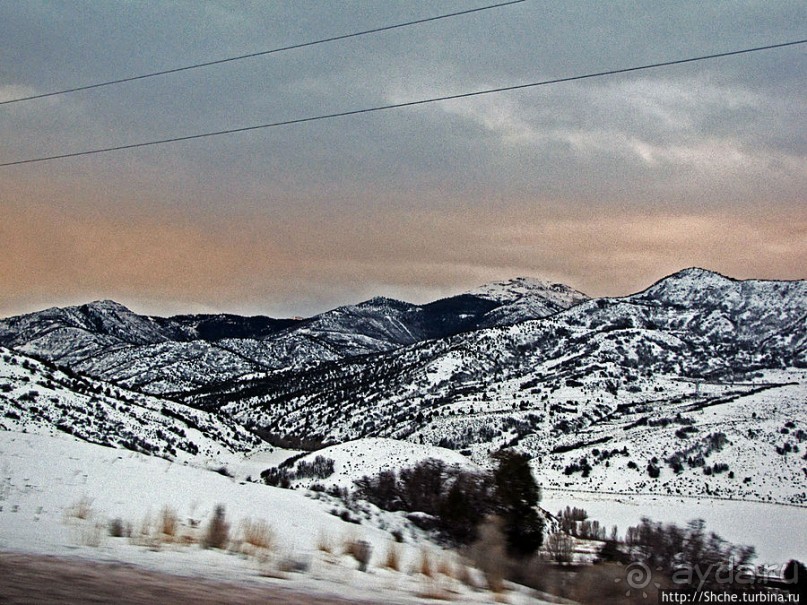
[184, 269, 807, 503]
[1, 268, 805, 503]
[465, 277, 589, 327]
[0, 279, 588, 394]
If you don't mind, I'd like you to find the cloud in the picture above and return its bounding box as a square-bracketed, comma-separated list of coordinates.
[0, 2, 804, 317]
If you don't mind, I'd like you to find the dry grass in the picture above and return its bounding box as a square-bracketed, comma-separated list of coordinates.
[416, 548, 434, 578]
[158, 505, 179, 540]
[79, 520, 106, 547]
[254, 547, 309, 579]
[64, 496, 93, 521]
[202, 504, 230, 550]
[382, 541, 401, 571]
[136, 512, 152, 538]
[68, 503, 204, 551]
[485, 568, 506, 594]
[67, 517, 106, 547]
[316, 531, 335, 554]
[343, 536, 372, 571]
[256, 559, 289, 580]
[455, 559, 478, 589]
[63, 496, 107, 547]
[129, 512, 164, 550]
[108, 517, 132, 538]
[465, 517, 509, 594]
[415, 580, 457, 601]
[436, 555, 455, 578]
[416, 559, 466, 603]
[239, 518, 274, 551]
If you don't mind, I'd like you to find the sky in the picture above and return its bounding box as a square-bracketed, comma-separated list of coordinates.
[1, 1, 805, 318]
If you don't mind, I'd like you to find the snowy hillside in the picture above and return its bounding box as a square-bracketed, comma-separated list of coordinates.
[0, 346, 260, 459]
[465, 277, 589, 327]
[527, 373, 807, 503]
[187, 269, 807, 504]
[0, 268, 804, 601]
[272, 438, 479, 490]
[2, 268, 805, 506]
[0, 430, 547, 604]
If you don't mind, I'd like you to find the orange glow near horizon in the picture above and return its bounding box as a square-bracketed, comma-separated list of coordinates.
[2, 195, 804, 318]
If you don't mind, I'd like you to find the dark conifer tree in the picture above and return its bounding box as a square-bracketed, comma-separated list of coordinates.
[492, 450, 544, 557]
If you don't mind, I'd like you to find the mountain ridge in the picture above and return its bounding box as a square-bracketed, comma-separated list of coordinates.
[1, 267, 805, 504]
[0, 276, 590, 394]
[173, 268, 806, 502]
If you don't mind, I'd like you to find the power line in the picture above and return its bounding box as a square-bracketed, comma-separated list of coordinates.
[2, 38, 805, 168]
[0, 0, 526, 107]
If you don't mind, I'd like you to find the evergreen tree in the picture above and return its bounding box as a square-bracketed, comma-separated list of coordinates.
[492, 450, 544, 557]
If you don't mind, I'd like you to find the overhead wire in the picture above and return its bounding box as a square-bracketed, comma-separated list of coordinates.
[1, 38, 805, 168]
[0, 0, 526, 106]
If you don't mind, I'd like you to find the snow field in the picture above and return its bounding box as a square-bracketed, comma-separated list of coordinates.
[542, 490, 807, 566]
[0, 431, 548, 604]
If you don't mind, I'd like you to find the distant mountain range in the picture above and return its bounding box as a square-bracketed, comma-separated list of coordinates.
[1, 268, 805, 504]
[0, 277, 587, 394]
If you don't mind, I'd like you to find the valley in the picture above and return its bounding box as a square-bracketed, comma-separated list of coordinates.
[0, 268, 805, 602]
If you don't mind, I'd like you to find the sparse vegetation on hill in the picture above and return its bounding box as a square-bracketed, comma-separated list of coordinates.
[354, 451, 544, 555]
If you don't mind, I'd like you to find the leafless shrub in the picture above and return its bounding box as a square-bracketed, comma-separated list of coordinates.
[63, 496, 107, 547]
[78, 520, 106, 547]
[65, 496, 93, 521]
[108, 517, 132, 538]
[130, 512, 153, 546]
[159, 505, 179, 540]
[239, 517, 274, 551]
[417, 548, 434, 578]
[546, 532, 575, 563]
[383, 541, 401, 571]
[316, 531, 335, 554]
[203, 504, 230, 550]
[466, 517, 507, 593]
[343, 536, 372, 571]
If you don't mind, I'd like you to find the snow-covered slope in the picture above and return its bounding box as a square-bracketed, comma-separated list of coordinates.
[0, 301, 299, 394]
[2, 268, 804, 505]
[532, 372, 807, 502]
[465, 277, 589, 328]
[633, 268, 807, 368]
[189, 269, 806, 504]
[0, 430, 547, 604]
[275, 438, 480, 490]
[0, 346, 260, 459]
